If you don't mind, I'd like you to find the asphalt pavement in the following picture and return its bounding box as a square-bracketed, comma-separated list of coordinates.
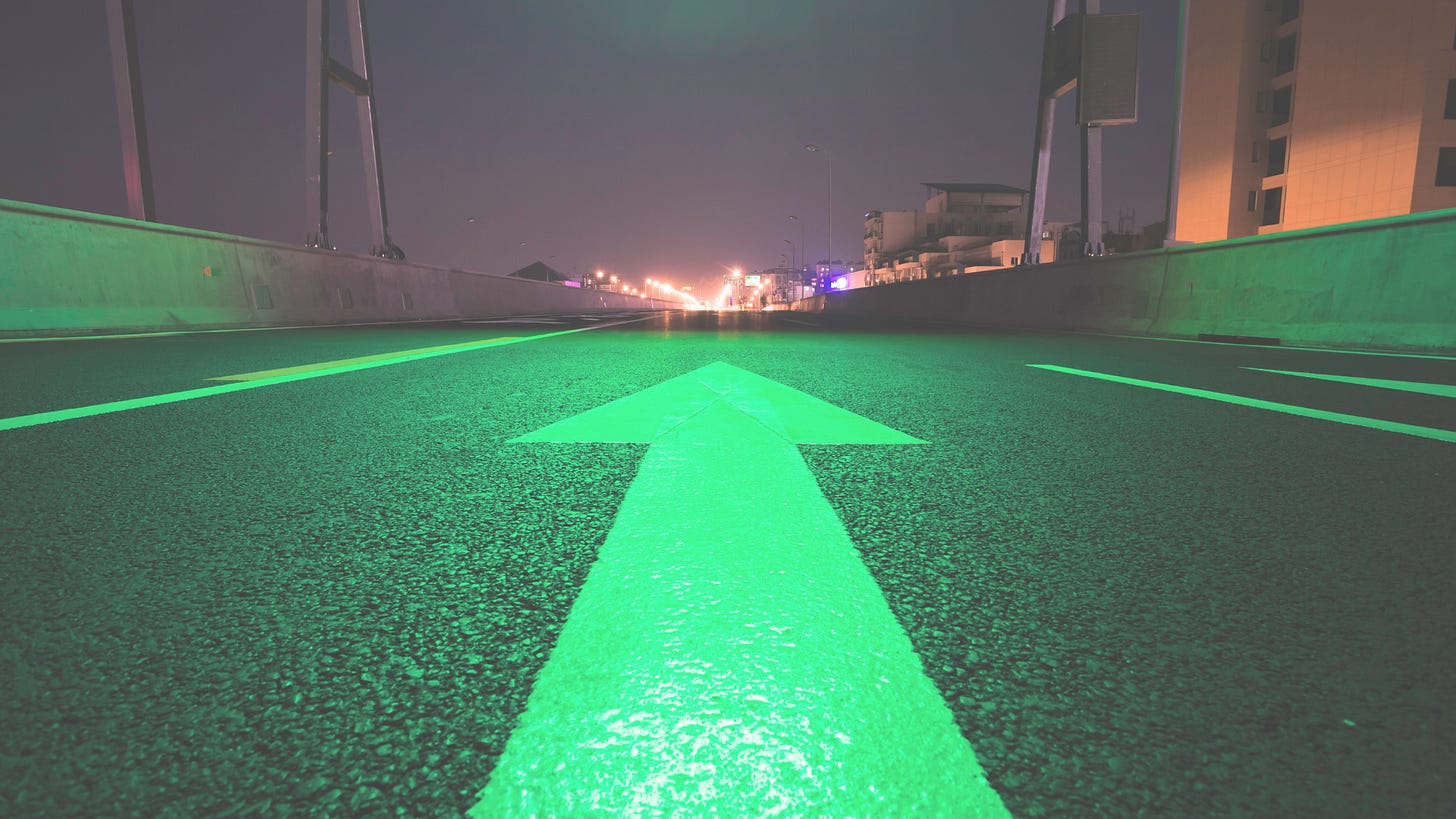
[2, 311, 1452, 817]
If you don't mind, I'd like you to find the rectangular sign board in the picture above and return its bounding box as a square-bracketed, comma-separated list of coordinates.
[1078, 13, 1140, 125]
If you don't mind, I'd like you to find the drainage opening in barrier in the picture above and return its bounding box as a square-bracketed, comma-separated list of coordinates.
[251, 284, 273, 310]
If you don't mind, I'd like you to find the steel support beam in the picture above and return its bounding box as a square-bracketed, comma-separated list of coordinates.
[1081, 124, 1104, 256]
[105, 0, 155, 222]
[345, 0, 401, 259]
[1080, 0, 1104, 257]
[1164, 0, 1189, 245]
[304, 0, 402, 258]
[305, 0, 331, 249]
[1022, 0, 1068, 265]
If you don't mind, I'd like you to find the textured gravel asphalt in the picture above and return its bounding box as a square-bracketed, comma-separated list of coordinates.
[1, 311, 1452, 817]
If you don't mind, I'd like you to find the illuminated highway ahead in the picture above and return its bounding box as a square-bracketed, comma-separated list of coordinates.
[2, 311, 1452, 817]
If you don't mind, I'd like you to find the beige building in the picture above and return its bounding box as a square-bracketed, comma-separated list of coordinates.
[1176, 0, 1456, 242]
[864, 183, 1046, 283]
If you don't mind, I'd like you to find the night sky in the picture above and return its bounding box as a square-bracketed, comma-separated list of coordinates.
[0, 0, 1177, 293]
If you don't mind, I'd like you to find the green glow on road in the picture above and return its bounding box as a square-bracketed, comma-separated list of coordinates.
[472, 362, 1007, 817]
[1030, 364, 1456, 443]
[1243, 368, 1456, 398]
[0, 326, 612, 432]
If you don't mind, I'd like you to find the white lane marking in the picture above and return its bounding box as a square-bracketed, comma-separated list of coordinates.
[0, 317, 657, 432]
[1, 313, 669, 343]
[1029, 364, 1456, 443]
[1243, 368, 1456, 398]
[463, 319, 568, 325]
[0, 318, 468, 344]
[1060, 330, 1456, 361]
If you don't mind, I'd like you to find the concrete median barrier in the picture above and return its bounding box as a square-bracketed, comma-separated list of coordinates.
[794, 208, 1456, 352]
[0, 198, 663, 335]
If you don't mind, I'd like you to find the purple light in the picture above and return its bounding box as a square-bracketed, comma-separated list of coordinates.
[829, 276, 849, 291]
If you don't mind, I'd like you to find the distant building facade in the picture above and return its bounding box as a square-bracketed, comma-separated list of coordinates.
[863, 183, 1053, 284]
[509, 261, 580, 286]
[1176, 0, 1456, 242]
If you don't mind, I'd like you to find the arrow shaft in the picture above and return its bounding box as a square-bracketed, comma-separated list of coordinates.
[472, 421, 1007, 815]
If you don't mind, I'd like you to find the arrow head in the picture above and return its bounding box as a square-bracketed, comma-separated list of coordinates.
[513, 362, 924, 445]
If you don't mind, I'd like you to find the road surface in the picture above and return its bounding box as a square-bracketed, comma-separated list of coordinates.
[2, 311, 1452, 817]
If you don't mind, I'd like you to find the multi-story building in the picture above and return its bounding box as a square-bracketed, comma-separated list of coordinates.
[1176, 0, 1456, 242]
[863, 183, 1044, 283]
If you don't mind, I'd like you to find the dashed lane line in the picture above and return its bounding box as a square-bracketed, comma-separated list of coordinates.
[1029, 364, 1456, 443]
[1062, 331, 1456, 361]
[1243, 368, 1456, 399]
[0, 318, 655, 432]
[208, 338, 521, 381]
[0, 318, 466, 344]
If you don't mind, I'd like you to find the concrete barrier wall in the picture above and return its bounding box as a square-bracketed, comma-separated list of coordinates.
[0, 199, 665, 334]
[793, 207, 1456, 352]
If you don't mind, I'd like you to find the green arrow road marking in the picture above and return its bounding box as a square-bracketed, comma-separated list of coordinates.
[1243, 368, 1456, 399]
[1030, 364, 1456, 443]
[472, 362, 1009, 817]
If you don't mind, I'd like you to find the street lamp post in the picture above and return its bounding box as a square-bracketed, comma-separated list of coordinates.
[788, 214, 807, 298]
[804, 145, 831, 286]
[788, 215, 805, 269]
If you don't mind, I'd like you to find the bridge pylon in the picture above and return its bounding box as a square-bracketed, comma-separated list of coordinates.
[305, 0, 404, 259]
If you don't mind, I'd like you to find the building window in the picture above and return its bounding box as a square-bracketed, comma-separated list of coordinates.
[1267, 136, 1288, 176]
[1445, 79, 1456, 119]
[1271, 85, 1294, 126]
[1437, 148, 1456, 186]
[1248, 190, 1259, 212]
[1252, 141, 1263, 162]
[1261, 187, 1285, 225]
[1260, 39, 1275, 63]
[1279, 0, 1301, 24]
[1256, 91, 1269, 113]
[1275, 35, 1298, 76]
